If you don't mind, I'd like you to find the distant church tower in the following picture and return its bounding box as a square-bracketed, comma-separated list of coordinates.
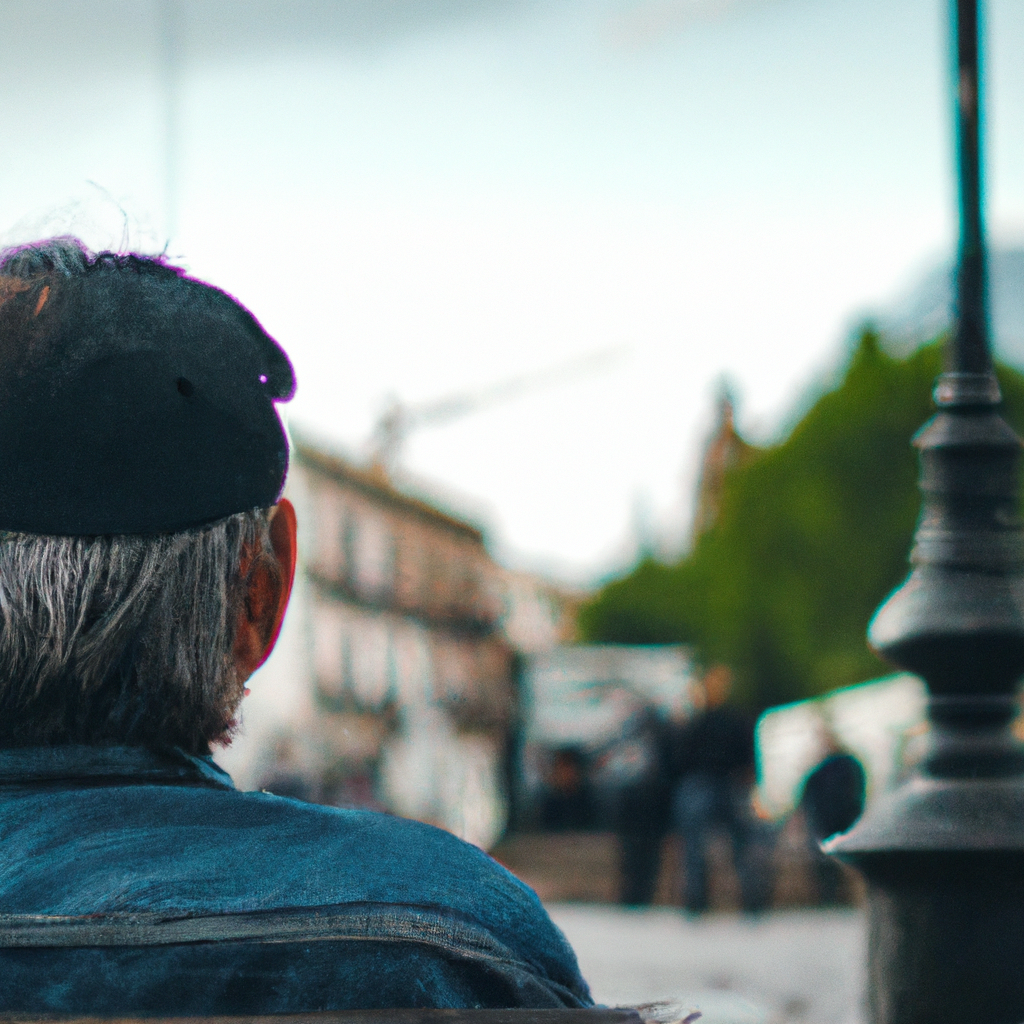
[691, 386, 753, 541]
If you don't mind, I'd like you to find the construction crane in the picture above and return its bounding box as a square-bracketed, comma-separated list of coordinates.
[367, 346, 625, 480]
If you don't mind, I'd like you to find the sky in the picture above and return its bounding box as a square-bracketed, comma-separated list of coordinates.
[2, 0, 1023, 582]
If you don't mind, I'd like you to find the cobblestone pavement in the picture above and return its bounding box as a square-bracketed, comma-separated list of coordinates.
[546, 904, 866, 1024]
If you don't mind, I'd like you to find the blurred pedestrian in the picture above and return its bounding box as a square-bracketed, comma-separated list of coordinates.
[540, 747, 595, 831]
[671, 665, 768, 914]
[597, 704, 673, 906]
[799, 730, 866, 905]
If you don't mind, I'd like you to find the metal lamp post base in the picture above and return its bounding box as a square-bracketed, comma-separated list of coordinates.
[860, 855, 1024, 1024]
[830, 696, 1024, 1024]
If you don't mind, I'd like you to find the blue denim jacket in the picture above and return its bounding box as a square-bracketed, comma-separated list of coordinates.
[0, 746, 592, 1014]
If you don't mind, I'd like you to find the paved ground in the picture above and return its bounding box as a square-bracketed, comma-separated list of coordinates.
[546, 904, 866, 1024]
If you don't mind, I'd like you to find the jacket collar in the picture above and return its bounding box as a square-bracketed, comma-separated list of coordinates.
[0, 745, 235, 790]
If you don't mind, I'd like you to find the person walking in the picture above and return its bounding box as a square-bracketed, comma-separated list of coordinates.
[671, 665, 767, 914]
[799, 730, 866, 905]
[602, 703, 673, 906]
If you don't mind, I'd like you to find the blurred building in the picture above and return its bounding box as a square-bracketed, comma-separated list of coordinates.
[500, 566, 583, 655]
[690, 389, 755, 541]
[218, 438, 533, 850]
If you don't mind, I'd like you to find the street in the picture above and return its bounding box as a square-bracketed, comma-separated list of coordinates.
[546, 904, 866, 1024]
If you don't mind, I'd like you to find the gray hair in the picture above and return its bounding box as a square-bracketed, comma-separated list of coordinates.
[0, 235, 92, 277]
[0, 509, 274, 753]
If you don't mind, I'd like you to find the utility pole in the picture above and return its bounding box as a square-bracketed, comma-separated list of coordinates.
[829, 3, 1024, 1022]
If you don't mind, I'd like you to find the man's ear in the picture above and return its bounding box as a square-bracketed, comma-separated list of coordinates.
[233, 498, 298, 683]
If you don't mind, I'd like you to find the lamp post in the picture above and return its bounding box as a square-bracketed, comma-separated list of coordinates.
[827, 3, 1024, 1022]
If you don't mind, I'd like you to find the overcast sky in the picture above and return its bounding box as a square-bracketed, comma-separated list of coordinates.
[2, 0, 1023, 581]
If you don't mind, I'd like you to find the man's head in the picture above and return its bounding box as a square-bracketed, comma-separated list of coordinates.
[702, 664, 733, 708]
[0, 238, 297, 753]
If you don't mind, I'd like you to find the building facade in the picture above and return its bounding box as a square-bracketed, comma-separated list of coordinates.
[216, 440, 519, 850]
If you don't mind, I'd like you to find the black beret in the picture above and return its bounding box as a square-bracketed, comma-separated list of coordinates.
[0, 252, 295, 536]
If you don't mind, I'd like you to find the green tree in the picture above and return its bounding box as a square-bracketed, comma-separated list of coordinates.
[580, 331, 1024, 711]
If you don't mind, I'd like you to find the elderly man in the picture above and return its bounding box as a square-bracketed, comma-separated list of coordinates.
[0, 239, 591, 1014]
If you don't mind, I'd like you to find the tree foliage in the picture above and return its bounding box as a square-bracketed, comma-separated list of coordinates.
[579, 331, 1024, 711]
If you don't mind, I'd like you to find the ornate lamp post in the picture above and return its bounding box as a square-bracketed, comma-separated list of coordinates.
[828, 3, 1024, 1022]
